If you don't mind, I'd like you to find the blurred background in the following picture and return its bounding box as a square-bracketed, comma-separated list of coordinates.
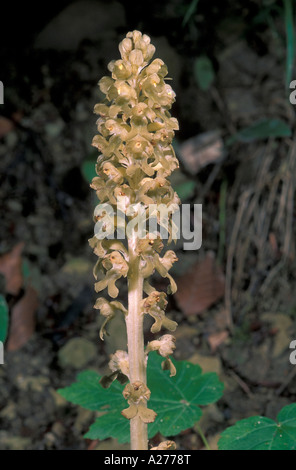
[0, 0, 296, 450]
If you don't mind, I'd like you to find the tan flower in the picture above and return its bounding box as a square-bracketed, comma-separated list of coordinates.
[151, 440, 177, 450]
[121, 381, 156, 423]
[146, 334, 176, 357]
[142, 291, 177, 333]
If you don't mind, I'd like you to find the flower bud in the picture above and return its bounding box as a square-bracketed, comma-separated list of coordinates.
[119, 37, 133, 60]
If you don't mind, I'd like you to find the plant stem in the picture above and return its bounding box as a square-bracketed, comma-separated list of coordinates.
[283, 0, 294, 90]
[126, 232, 148, 450]
[217, 179, 227, 266]
[196, 423, 211, 450]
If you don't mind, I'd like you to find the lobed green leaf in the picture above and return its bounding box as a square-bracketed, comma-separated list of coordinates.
[58, 352, 224, 443]
[218, 404, 296, 450]
[226, 118, 292, 145]
[194, 56, 215, 91]
[0, 295, 9, 343]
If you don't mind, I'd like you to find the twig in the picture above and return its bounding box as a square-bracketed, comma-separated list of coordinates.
[276, 367, 296, 396]
[229, 370, 254, 399]
[225, 189, 252, 329]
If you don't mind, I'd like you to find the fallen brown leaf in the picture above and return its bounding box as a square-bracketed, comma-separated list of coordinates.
[207, 330, 229, 353]
[175, 252, 225, 316]
[179, 130, 224, 174]
[0, 116, 15, 138]
[0, 242, 24, 295]
[6, 286, 38, 351]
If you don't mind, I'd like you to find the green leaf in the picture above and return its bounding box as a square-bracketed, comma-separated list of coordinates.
[85, 412, 130, 443]
[174, 181, 195, 201]
[226, 118, 292, 145]
[81, 151, 97, 183]
[22, 259, 30, 281]
[0, 295, 9, 343]
[58, 370, 125, 411]
[58, 352, 224, 443]
[218, 404, 296, 450]
[194, 56, 215, 91]
[182, 0, 200, 27]
[283, 0, 295, 90]
[147, 353, 224, 438]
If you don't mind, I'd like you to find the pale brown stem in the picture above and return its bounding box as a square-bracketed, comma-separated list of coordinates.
[126, 233, 148, 450]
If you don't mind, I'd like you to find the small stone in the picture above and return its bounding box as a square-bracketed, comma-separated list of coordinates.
[43, 432, 56, 448]
[49, 388, 68, 408]
[189, 353, 222, 376]
[51, 422, 66, 438]
[44, 119, 65, 138]
[0, 433, 31, 450]
[74, 408, 94, 433]
[58, 337, 97, 369]
[15, 375, 50, 392]
[0, 401, 17, 420]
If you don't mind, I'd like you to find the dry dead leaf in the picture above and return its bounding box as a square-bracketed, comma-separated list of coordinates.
[6, 286, 38, 351]
[207, 331, 229, 353]
[0, 116, 15, 138]
[175, 252, 225, 316]
[189, 353, 222, 375]
[269, 232, 280, 259]
[179, 130, 224, 174]
[0, 242, 24, 295]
